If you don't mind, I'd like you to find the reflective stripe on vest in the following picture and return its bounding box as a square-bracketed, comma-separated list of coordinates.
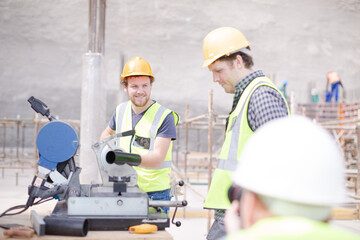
[116, 102, 128, 135]
[140, 160, 172, 170]
[115, 101, 177, 192]
[217, 79, 273, 171]
[135, 104, 173, 170]
[149, 105, 167, 152]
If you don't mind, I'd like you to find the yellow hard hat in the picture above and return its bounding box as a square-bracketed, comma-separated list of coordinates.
[121, 57, 154, 79]
[202, 27, 250, 68]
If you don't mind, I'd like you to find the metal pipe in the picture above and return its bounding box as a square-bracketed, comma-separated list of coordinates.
[21, 123, 25, 158]
[88, 0, 97, 52]
[98, 0, 106, 55]
[175, 127, 180, 168]
[356, 120, 360, 198]
[171, 164, 206, 199]
[207, 89, 213, 231]
[16, 116, 20, 162]
[44, 216, 88, 237]
[183, 114, 207, 124]
[33, 113, 40, 169]
[149, 200, 187, 208]
[183, 104, 189, 218]
[320, 118, 360, 126]
[2, 123, 6, 159]
[88, 0, 105, 54]
[106, 150, 141, 166]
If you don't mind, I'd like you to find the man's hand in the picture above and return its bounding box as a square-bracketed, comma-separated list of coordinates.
[100, 126, 115, 140]
[224, 200, 242, 234]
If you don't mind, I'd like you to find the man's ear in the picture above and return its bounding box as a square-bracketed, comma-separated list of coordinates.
[241, 191, 257, 229]
[252, 193, 273, 225]
[123, 84, 128, 93]
[235, 54, 244, 69]
[246, 191, 258, 227]
[242, 191, 268, 228]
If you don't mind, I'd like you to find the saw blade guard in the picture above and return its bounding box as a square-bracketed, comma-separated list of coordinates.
[91, 132, 138, 187]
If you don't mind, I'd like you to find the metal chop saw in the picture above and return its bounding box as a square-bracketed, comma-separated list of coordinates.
[23, 96, 187, 236]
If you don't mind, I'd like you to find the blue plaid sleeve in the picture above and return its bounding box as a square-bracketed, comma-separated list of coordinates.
[247, 86, 289, 131]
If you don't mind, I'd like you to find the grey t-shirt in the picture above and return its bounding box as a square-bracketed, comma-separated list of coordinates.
[108, 108, 177, 140]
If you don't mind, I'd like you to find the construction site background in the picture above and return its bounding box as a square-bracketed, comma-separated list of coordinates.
[1, 0, 360, 121]
[1, 0, 360, 239]
[1, 99, 360, 221]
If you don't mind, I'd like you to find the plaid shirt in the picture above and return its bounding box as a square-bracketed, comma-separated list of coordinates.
[229, 70, 289, 131]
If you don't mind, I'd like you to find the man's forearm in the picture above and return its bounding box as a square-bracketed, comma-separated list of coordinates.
[100, 126, 115, 140]
[140, 153, 165, 168]
[139, 137, 171, 168]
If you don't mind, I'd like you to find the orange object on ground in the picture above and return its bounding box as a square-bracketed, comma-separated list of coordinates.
[128, 224, 158, 234]
[4, 227, 35, 238]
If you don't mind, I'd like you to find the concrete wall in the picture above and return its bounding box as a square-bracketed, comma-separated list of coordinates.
[1, 0, 360, 122]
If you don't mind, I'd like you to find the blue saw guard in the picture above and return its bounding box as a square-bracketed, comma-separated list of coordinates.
[37, 121, 78, 170]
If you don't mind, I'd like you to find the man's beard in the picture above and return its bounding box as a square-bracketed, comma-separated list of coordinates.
[130, 94, 150, 107]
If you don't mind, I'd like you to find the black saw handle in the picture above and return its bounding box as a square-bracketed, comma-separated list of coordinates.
[28, 96, 56, 121]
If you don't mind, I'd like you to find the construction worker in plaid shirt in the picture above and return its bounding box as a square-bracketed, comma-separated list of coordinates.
[201, 27, 289, 240]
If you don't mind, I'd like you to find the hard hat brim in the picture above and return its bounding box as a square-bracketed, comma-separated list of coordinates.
[201, 52, 226, 68]
[121, 72, 154, 80]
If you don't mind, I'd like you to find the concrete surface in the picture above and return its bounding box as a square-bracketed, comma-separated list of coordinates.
[1, 168, 360, 240]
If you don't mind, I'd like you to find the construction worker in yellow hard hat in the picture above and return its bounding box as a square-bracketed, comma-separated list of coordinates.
[202, 27, 289, 240]
[100, 56, 179, 214]
[225, 116, 360, 239]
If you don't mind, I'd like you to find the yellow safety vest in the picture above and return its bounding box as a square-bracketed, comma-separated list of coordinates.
[226, 217, 360, 240]
[204, 77, 289, 209]
[115, 101, 179, 192]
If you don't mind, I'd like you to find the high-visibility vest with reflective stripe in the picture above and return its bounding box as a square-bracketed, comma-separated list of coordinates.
[115, 101, 179, 192]
[227, 217, 360, 240]
[204, 77, 289, 209]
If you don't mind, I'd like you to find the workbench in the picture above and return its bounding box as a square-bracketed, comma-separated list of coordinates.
[0, 215, 173, 240]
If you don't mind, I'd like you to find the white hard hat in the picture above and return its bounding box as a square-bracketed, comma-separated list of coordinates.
[233, 115, 346, 206]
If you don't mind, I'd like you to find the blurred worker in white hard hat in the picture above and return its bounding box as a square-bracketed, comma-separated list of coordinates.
[224, 116, 360, 239]
[202, 27, 289, 239]
[100, 56, 179, 214]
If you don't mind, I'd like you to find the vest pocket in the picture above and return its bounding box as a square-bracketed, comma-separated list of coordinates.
[133, 135, 150, 149]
